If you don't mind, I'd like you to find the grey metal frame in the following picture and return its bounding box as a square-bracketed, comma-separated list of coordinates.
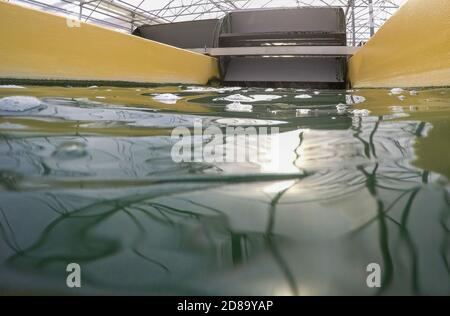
[9, 0, 404, 45]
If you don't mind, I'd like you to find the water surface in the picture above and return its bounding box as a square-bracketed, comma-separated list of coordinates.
[0, 85, 449, 295]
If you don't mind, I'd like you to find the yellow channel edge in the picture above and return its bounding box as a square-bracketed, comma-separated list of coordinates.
[0, 1, 220, 85]
[348, 0, 450, 88]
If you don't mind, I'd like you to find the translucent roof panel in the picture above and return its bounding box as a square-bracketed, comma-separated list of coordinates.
[10, 0, 406, 45]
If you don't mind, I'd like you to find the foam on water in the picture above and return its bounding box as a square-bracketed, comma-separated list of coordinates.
[0, 96, 42, 112]
[215, 94, 282, 102]
[351, 109, 370, 116]
[214, 118, 286, 126]
[346, 95, 366, 104]
[336, 103, 348, 111]
[0, 85, 25, 89]
[214, 94, 254, 102]
[390, 88, 405, 95]
[225, 101, 253, 112]
[296, 108, 311, 115]
[249, 94, 282, 101]
[152, 93, 181, 104]
[184, 86, 241, 93]
[295, 94, 312, 99]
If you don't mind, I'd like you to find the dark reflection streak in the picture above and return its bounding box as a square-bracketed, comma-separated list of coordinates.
[346, 119, 431, 294]
[0, 221, 19, 252]
[440, 191, 450, 275]
[347, 188, 416, 236]
[383, 189, 415, 213]
[414, 122, 427, 138]
[421, 171, 429, 184]
[14, 209, 119, 269]
[7, 192, 177, 265]
[400, 188, 420, 228]
[123, 208, 170, 273]
[393, 139, 407, 156]
[358, 164, 393, 295]
[385, 215, 401, 226]
[154, 205, 181, 223]
[48, 193, 70, 214]
[0, 207, 22, 252]
[231, 234, 244, 265]
[369, 116, 382, 159]
[393, 160, 420, 173]
[122, 139, 138, 178]
[385, 208, 421, 295]
[175, 198, 226, 216]
[33, 196, 66, 215]
[40, 192, 69, 214]
[265, 181, 299, 296]
[131, 205, 176, 227]
[133, 249, 170, 273]
[147, 202, 203, 219]
[293, 132, 304, 169]
[243, 235, 250, 261]
[352, 116, 371, 159]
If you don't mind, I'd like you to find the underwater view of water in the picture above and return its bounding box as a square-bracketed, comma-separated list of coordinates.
[0, 84, 449, 295]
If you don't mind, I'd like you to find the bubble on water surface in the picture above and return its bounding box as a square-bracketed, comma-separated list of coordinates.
[0, 85, 25, 89]
[250, 95, 282, 102]
[214, 94, 255, 102]
[152, 93, 181, 104]
[225, 101, 253, 113]
[296, 108, 311, 115]
[214, 94, 282, 103]
[336, 103, 348, 111]
[346, 95, 366, 104]
[390, 88, 404, 95]
[351, 109, 370, 116]
[184, 86, 241, 93]
[214, 118, 286, 126]
[0, 96, 42, 112]
[295, 94, 312, 99]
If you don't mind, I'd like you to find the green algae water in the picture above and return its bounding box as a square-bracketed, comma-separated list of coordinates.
[0, 84, 449, 295]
